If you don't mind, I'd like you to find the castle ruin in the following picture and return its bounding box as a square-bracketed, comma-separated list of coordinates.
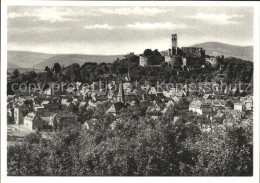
[139, 33, 222, 69]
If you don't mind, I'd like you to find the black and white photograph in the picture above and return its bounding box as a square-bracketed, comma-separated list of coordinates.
[1, 1, 260, 182]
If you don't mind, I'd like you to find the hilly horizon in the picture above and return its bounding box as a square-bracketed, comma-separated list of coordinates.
[7, 51, 125, 70]
[8, 62, 20, 69]
[192, 42, 253, 61]
[7, 41, 253, 70]
[33, 54, 125, 69]
[8, 51, 54, 69]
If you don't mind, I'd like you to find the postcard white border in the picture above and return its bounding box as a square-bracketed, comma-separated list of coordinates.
[1, 1, 259, 183]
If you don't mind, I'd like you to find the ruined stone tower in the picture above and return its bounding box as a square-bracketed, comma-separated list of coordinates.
[172, 34, 177, 56]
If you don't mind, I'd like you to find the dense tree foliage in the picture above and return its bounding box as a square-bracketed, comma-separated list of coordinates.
[142, 49, 164, 65]
[7, 111, 253, 176]
[7, 54, 253, 95]
[53, 63, 61, 74]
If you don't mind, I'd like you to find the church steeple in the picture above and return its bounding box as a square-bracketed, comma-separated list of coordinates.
[117, 83, 124, 103]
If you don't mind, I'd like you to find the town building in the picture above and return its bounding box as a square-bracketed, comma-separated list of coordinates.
[189, 100, 213, 116]
[234, 103, 243, 112]
[51, 112, 79, 130]
[106, 102, 127, 116]
[13, 102, 29, 125]
[23, 112, 44, 130]
[161, 102, 175, 119]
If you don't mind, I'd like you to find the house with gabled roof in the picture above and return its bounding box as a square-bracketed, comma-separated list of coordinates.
[244, 101, 253, 111]
[153, 98, 164, 110]
[93, 91, 108, 102]
[61, 98, 74, 110]
[45, 83, 67, 96]
[171, 95, 181, 104]
[51, 112, 78, 130]
[78, 101, 88, 108]
[234, 102, 243, 112]
[146, 105, 162, 119]
[161, 103, 175, 119]
[41, 101, 60, 112]
[106, 102, 127, 116]
[189, 100, 202, 115]
[13, 101, 29, 125]
[164, 99, 175, 107]
[24, 112, 44, 130]
[189, 100, 213, 116]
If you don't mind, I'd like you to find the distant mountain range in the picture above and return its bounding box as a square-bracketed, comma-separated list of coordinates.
[33, 54, 124, 69]
[8, 51, 53, 69]
[192, 42, 253, 61]
[8, 62, 20, 69]
[7, 51, 124, 70]
[7, 42, 253, 70]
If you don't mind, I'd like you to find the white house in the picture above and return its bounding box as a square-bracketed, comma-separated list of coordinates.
[234, 103, 243, 112]
[24, 112, 44, 130]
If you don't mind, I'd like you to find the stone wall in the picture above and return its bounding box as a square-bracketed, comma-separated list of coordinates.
[181, 47, 205, 58]
[139, 56, 150, 67]
[205, 57, 219, 68]
[165, 56, 182, 65]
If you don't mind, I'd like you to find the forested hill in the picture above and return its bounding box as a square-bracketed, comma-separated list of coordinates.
[33, 54, 125, 69]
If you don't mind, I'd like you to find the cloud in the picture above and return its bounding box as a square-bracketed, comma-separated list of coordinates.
[97, 7, 167, 16]
[8, 7, 77, 23]
[8, 6, 167, 23]
[8, 27, 65, 33]
[83, 22, 195, 31]
[126, 22, 195, 30]
[84, 24, 114, 30]
[189, 13, 244, 25]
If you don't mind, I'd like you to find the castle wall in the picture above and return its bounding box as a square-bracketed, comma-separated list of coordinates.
[181, 47, 205, 58]
[165, 56, 182, 65]
[182, 57, 187, 66]
[139, 56, 149, 67]
[205, 57, 218, 68]
[165, 56, 172, 63]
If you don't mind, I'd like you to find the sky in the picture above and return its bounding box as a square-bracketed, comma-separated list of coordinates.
[7, 6, 254, 55]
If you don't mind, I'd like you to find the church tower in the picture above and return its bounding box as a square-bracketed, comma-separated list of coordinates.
[117, 83, 125, 103]
[172, 34, 177, 56]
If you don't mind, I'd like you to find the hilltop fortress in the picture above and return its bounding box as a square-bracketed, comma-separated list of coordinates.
[139, 33, 223, 69]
